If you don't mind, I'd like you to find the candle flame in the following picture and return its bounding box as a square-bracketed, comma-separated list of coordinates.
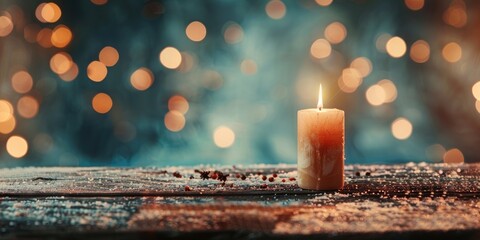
[317, 84, 323, 110]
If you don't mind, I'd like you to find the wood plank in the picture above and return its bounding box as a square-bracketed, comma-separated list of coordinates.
[0, 163, 480, 238]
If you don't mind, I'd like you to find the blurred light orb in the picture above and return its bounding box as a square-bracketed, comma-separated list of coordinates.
[24, 24, 41, 43]
[404, 0, 424, 11]
[0, 100, 14, 123]
[11, 71, 33, 94]
[164, 111, 185, 132]
[376, 33, 392, 53]
[51, 25, 72, 48]
[475, 100, 480, 113]
[202, 70, 224, 90]
[59, 62, 78, 82]
[178, 52, 196, 72]
[377, 79, 397, 103]
[87, 61, 108, 82]
[168, 95, 189, 114]
[443, 5, 467, 28]
[240, 59, 258, 75]
[130, 67, 154, 91]
[366, 85, 386, 106]
[442, 42, 462, 63]
[350, 57, 372, 77]
[99, 46, 119, 67]
[391, 117, 413, 140]
[386, 36, 407, 58]
[426, 144, 446, 162]
[410, 40, 430, 63]
[37, 28, 53, 48]
[92, 93, 113, 114]
[224, 22, 244, 44]
[324, 22, 347, 44]
[213, 126, 235, 148]
[265, 0, 286, 20]
[0, 116, 15, 134]
[91, 0, 108, 5]
[443, 148, 464, 164]
[17, 96, 39, 119]
[310, 38, 331, 59]
[50, 52, 72, 74]
[186, 21, 207, 42]
[315, 0, 333, 6]
[159, 47, 182, 69]
[0, 15, 13, 37]
[36, 2, 61, 23]
[338, 68, 362, 93]
[472, 81, 480, 101]
[6, 136, 28, 158]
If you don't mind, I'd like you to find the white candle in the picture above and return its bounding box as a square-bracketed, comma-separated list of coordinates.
[297, 84, 345, 190]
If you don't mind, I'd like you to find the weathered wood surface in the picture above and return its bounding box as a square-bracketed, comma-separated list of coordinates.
[1, 163, 480, 239]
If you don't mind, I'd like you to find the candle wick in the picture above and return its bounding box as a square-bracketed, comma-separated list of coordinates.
[318, 106, 322, 111]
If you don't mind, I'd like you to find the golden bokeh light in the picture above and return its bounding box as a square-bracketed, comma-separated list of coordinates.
[130, 67, 154, 91]
[213, 126, 235, 148]
[51, 25, 72, 48]
[17, 96, 39, 119]
[91, 0, 108, 5]
[36, 28, 53, 48]
[404, 0, 424, 11]
[366, 85, 386, 106]
[87, 61, 108, 82]
[443, 148, 464, 164]
[324, 22, 347, 44]
[475, 100, 480, 113]
[0, 100, 14, 123]
[36, 2, 61, 23]
[375, 33, 392, 52]
[0, 116, 16, 134]
[240, 59, 258, 75]
[178, 52, 196, 72]
[443, 3, 467, 28]
[186, 21, 207, 42]
[59, 62, 78, 82]
[6, 135, 28, 158]
[265, 0, 286, 20]
[310, 38, 331, 59]
[391, 117, 413, 140]
[99, 46, 119, 67]
[50, 52, 73, 74]
[386, 36, 407, 58]
[426, 144, 446, 162]
[410, 40, 430, 63]
[338, 68, 362, 93]
[164, 110, 185, 132]
[0, 15, 13, 37]
[377, 79, 398, 103]
[24, 24, 41, 43]
[350, 57, 372, 77]
[11, 71, 33, 94]
[168, 95, 189, 114]
[224, 22, 244, 44]
[442, 42, 462, 63]
[159, 46, 182, 69]
[472, 81, 480, 101]
[315, 0, 333, 6]
[92, 93, 113, 114]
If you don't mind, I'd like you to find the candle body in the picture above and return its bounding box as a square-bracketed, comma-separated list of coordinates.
[297, 108, 344, 190]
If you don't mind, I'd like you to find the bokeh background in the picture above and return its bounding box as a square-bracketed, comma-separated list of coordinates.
[0, 0, 479, 167]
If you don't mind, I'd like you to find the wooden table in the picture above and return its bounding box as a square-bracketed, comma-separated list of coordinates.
[1, 163, 479, 239]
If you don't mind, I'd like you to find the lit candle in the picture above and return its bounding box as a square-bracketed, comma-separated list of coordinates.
[297, 84, 345, 190]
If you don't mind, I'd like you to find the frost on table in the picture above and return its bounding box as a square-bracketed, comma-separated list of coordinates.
[0, 163, 479, 238]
